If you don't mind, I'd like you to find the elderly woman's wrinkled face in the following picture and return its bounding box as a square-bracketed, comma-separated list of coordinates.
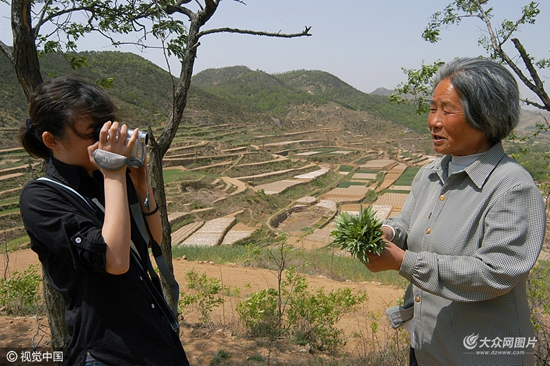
[428, 78, 492, 156]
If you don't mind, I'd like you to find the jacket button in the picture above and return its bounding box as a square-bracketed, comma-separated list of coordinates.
[440, 194, 446, 201]
[425, 228, 431, 234]
[415, 296, 421, 302]
[75, 237, 82, 243]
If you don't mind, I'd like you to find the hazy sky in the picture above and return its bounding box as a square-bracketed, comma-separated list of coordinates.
[2, 1, 549, 97]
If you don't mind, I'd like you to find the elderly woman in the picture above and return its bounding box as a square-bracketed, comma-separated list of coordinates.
[366, 58, 546, 365]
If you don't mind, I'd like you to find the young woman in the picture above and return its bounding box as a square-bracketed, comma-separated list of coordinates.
[19, 75, 190, 366]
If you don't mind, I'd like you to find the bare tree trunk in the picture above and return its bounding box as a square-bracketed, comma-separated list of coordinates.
[10, 0, 43, 100]
[42, 274, 66, 365]
[151, 7, 208, 314]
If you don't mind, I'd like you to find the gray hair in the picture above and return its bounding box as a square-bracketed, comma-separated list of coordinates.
[433, 58, 520, 143]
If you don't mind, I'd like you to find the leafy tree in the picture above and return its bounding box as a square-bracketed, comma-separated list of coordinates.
[391, 0, 550, 114]
[2, 0, 310, 352]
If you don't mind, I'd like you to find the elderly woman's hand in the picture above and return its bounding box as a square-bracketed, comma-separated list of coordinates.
[365, 240, 405, 273]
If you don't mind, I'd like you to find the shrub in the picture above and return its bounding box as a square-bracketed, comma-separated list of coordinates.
[179, 269, 225, 327]
[236, 287, 279, 338]
[237, 266, 367, 353]
[283, 268, 367, 352]
[0, 264, 42, 316]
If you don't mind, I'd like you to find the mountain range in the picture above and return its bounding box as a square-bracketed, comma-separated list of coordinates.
[0, 51, 426, 139]
[1, 50, 546, 151]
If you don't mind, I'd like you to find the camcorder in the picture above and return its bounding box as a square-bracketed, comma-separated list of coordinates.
[94, 127, 149, 168]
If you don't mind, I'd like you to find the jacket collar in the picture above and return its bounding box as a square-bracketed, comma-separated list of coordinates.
[431, 142, 506, 189]
[44, 157, 104, 198]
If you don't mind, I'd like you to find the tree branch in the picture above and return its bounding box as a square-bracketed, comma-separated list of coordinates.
[197, 25, 312, 39]
[522, 98, 548, 111]
[512, 38, 550, 111]
[474, 0, 501, 50]
[0, 41, 14, 63]
[165, 4, 194, 19]
[474, 0, 550, 111]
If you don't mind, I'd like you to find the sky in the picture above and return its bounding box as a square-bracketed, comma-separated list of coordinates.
[2, 0, 550, 98]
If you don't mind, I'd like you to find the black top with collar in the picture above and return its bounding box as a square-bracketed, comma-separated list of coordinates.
[19, 157, 189, 366]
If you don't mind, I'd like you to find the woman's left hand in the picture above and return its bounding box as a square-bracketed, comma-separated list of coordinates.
[365, 240, 405, 272]
[128, 163, 148, 195]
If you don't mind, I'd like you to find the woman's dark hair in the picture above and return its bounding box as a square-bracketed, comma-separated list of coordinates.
[433, 57, 520, 143]
[19, 75, 118, 160]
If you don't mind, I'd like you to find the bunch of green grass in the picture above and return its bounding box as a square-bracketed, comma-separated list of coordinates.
[330, 205, 384, 263]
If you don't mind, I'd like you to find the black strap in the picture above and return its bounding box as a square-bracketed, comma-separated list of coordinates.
[130, 249, 180, 332]
[129, 202, 180, 317]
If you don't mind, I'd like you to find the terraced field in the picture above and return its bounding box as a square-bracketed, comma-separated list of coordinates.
[1, 123, 432, 252]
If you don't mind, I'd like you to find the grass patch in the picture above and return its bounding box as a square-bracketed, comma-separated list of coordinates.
[393, 167, 419, 186]
[172, 244, 408, 288]
[4, 235, 30, 252]
[338, 164, 353, 172]
[172, 245, 251, 263]
[0, 197, 20, 205]
[355, 169, 378, 174]
[301, 247, 407, 287]
[163, 169, 205, 184]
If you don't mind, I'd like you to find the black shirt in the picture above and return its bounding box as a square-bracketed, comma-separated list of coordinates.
[19, 157, 189, 366]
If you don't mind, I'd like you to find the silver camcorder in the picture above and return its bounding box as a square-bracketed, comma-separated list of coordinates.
[94, 127, 149, 167]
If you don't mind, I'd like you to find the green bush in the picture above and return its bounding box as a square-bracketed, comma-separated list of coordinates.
[236, 287, 279, 338]
[285, 272, 367, 352]
[237, 267, 367, 353]
[179, 269, 225, 327]
[209, 349, 232, 366]
[0, 264, 42, 316]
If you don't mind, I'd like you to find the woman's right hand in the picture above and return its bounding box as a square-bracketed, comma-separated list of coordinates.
[88, 121, 138, 174]
[365, 240, 405, 273]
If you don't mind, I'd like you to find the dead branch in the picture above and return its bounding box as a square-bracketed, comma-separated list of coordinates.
[197, 25, 312, 39]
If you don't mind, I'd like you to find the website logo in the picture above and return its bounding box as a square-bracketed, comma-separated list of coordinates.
[463, 333, 479, 350]
[462, 334, 537, 356]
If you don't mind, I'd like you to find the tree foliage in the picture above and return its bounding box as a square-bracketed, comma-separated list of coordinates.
[392, 0, 550, 114]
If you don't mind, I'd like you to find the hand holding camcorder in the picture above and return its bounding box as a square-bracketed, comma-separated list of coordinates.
[93, 125, 149, 170]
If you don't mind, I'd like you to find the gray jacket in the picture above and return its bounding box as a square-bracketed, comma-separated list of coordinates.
[386, 142, 545, 366]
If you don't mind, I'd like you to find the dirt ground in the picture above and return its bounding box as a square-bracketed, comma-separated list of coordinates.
[0, 249, 404, 366]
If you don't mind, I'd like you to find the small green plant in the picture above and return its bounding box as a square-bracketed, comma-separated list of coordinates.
[209, 349, 232, 366]
[236, 287, 279, 337]
[331, 205, 385, 263]
[179, 270, 225, 327]
[0, 264, 42, 316]
[286, 281, 367, 352]
[246, 354, 265, 363]
[237, 266, 367, 353]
